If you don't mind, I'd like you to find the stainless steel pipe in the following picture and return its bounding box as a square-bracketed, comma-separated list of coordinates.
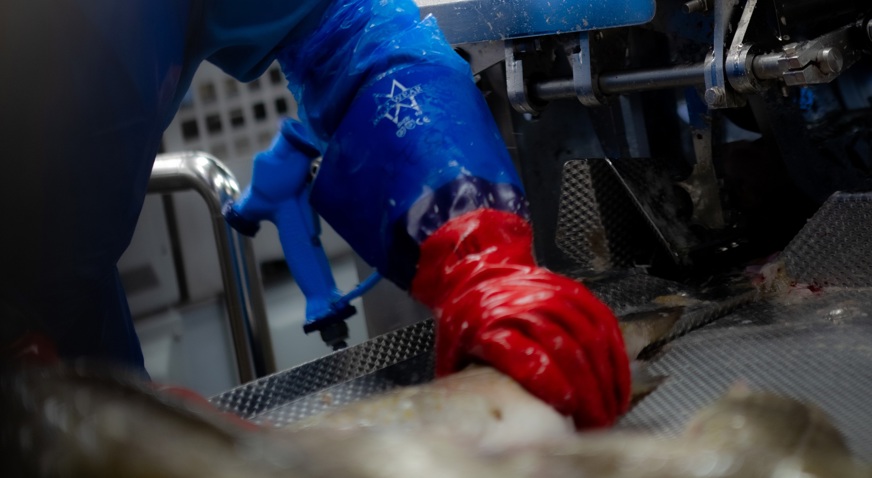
[149, 152, 276, 383]
[532, 63, 706, 102]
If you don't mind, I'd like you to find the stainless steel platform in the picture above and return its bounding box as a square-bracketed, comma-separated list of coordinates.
[211, 192, 872, 462]
[210, 319, 435, 422]
[621, 287, 872, 461]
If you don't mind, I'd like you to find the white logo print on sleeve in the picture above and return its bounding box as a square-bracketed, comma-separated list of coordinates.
[372, 79, 431, 137]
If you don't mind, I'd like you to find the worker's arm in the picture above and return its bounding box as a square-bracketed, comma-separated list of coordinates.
[261, 0, 629, 427]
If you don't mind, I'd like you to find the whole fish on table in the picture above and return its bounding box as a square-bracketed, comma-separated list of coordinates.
[288, 307, 682, 450]
[1, 306, 680, 476]
[3, 362, 869, 477]
[6, 304, 867, 477]
[291, 365, 577, 452]
[0, 363, 510, 478]
[682, 385, 866, 478]
[498, 386, 870, 478]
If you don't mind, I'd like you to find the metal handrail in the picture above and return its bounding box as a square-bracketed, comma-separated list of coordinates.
[149, 152, 276, 383]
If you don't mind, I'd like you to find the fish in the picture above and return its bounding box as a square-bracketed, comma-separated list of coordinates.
[3, 362, 869, 477]
[289, 307, 682, 449]
[289, 361, 664, 453]
[0, 362, 511, 478]
[495, 387, 870, 478]
[682, 385, 868, 477]
[618, 306, 682, 360]
[0, 306, 682, 475]
[290, 365, 576, 452]
[2, 362, 277, 477]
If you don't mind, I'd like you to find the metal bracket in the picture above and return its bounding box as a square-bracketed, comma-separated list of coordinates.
[569, 33, 607, 107]
[751, 24, 859, 86]
[506, 33, 613, 113]
[725, 0, 762, 94]
[505, 39, 548, 114]
[704, 0, 746, 109]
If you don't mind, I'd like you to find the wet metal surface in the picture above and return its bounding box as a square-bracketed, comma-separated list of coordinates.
[620, 288, 872, 462]
[210, 320, 434, 420]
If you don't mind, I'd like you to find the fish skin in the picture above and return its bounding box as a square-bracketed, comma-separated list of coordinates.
[0, 306, 685, 475]
[290, 365, 576, 452]
[492, 431, 779, 478]
[683, 385, 869, 477]
[292, 307, 682, 449]
[628, 361, 666, 407]
[618, 306, 683, 360]
[292, 364, 666, 453]
[3, 363, 869, 477]
[276, 427, 515, 478]
[619, 306, 681, 404]
[1, 363, 282, 477]
[0, 363, 513, 478]
[0, 307, 681, 476]
[487, 389, 871, 478]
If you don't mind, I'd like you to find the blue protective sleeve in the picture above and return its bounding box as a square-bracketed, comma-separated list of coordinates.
[275, 0, 529, 287]
[277, 0, 471, 144]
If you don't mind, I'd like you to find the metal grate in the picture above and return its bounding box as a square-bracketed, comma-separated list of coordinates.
[568, 269, 693, 314]
[607, 157, 697, 261]
[211, 320, 434, 419]
[253, 353, 435, 426]
[556, 159, 652, 271]
[784, 192, 872, 288]
[620, 288, 872, 462]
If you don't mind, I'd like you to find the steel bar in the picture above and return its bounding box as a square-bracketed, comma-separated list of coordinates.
[532, 63, 705, 102]
[149, 152, 276, 383]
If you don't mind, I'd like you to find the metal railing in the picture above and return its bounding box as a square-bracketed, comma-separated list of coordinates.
[149, 152, 276, 383]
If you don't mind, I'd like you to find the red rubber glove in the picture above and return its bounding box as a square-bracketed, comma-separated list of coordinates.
[410, 209, 631, 429]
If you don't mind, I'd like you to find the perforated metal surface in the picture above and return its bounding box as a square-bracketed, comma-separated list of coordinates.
[556, 160, 652, 271]
[557, 158, 702, 271]
[211, 276, 745, 425]
[573, 270, 692, 313]
[620, 288, 872, 462]
[253, 353, 434, 427]
[784, 192, 872, 287]
[607, 158, 698, 261]
[211, 320, 434, 419]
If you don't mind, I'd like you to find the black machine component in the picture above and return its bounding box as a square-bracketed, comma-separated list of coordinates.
[461, 0, 872, 282]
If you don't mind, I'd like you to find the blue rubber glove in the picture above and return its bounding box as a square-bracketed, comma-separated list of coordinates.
[223, 120, 355, 334]
[277, 0, 528, 287]
[276, 0, 630, 428]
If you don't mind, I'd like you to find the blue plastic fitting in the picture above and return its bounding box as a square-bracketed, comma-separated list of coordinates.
[224, 119, 380, 349]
